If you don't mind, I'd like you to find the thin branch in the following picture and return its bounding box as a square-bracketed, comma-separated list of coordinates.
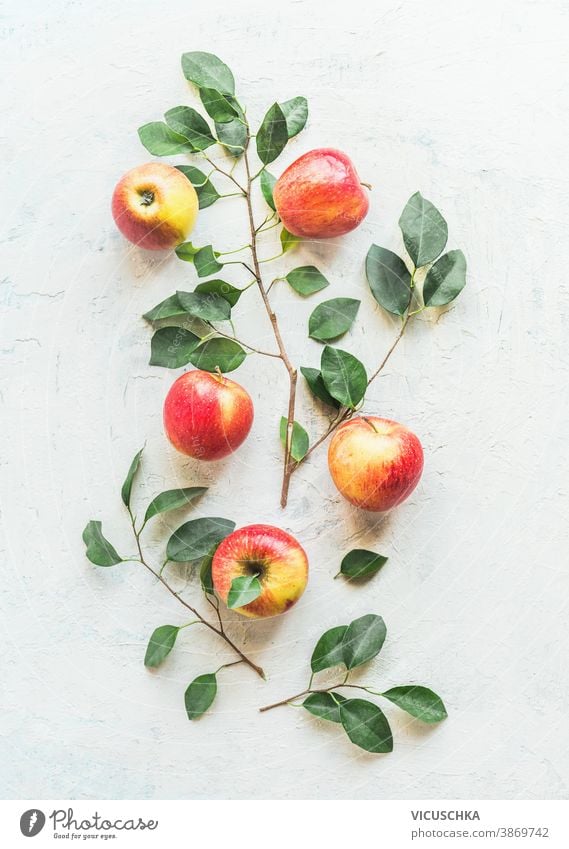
[259, 682, 376, 712]
[205, 322, 281, 359]
[201, 152, 247, 194]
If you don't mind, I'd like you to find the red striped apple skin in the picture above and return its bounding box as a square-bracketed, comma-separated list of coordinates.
[273, 148, 369, 239]
[163, 370, 254, 461]
[212, 524, 309, 618]
[328, 416, 424, 512]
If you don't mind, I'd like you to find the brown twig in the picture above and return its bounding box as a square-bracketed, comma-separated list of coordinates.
[259, 682, 375, 712]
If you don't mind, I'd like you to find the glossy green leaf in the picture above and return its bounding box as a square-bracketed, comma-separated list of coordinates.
[381, 686, 448, 723]
[300, 366, 340, 408]
[423, 250, 467, 307]
[164, 106, 215, 151]
[341, 614, 387, 670]
[279, 417, 309, 462]
[303, 691, 346, 723]
[143, 294, 187, 322]
[199, 548, 216, 596]
[215, 116, 247, 156]
[176, 165, 220, 209]
[199, 87, 239, 123]
[399, 192, 448, 267]
[166, 517, 235, 562]
[340, 699, 393, 753]
[121, 447, 143, 508]
[185, 673, 218, 720]
[309, 297, 360, 342]
[194, 279, 243, 307]
[366, 245, 412, 316]
[194, 245, 224, 278]
[82, 521, 122, 567]
[227, 574, 262, 609]
[286, 266, 329, 296]
[175, 242, 201, 262]
[189, 338, 246, 373]
[144, 487, 207, 523]
[311, 625, 348, 673]
[149, 327, 200, 368]
[339, 549, 388, 580]
[260, 170, 277, 211]
[256, 103, 288, 165]
[144, 625, 179, 668]
[281, 227, 300, 253]
[181, 52, 235, 96]
[138, 122, 196, 156]
[280, 96, 308, 138]
[320, 346, 367, 409]
[176, 289, 231, 321]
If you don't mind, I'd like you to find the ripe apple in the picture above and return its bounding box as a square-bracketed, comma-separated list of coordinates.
[163, 370, 254, 460]
[212, 524, 309, 618]
[111, 162, 198, 250]
[273, 148, 369, 239]
[328, 416, 424, 512]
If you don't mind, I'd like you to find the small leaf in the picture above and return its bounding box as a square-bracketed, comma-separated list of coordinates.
[144, 625, 179, 668]
[281, 227, 300, 253]
[279, 96, 308, 138]
[121, 447, 143, 508]
[149, 327, 200, 369]
[227, 574, 262, 609]
[320, 346, 367, 409]
[82, 521, 122, 567]
[381, 686, 448, 723]
[195, 279, 243, 307]
[285, 266, 329, 296]
[164, 106, 215, 151]
[175, 241, 200, 262]
[423, 250, 467, 307]
[309, 298, 360, 342]
[181, 52, 235, 96]
[279, 417, 309, 462]
[300, 366, 340, 409]
[339, 549, 388, 580]
[311, 625, 348, 673]
[194, 245, 224, 278]
[176, 165, 220, 209]
[166, 517, 235, 562]
[176, 289, 231, 321]
[185, 673, 218, 720]
[199, 548, 216, 596]
[260, 171, 277, 211]
[199, 87, 239, 123]
[303, 691, 346, 723]
[215, 116, 247, 157]
[341, 614, 387, 670]
[143, 294, 187, 322]
[189, 338, 246, 373]
[340, 699, 393, 753]
[138, 122, 196, 156]
[399, 192, 448, 267]
[366, 245, 412, 316]
[144, 487, 207, 523]
[256, 103, 288, 165]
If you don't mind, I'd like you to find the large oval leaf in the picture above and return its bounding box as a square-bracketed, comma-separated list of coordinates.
[286, 266, 329, 296]
[193, 245, 224, 278]
[381, 686, 448, 723]
[121, 447, 143, 508]
[143, 294, 187, 323]
[227, 574, 262, 609]
[341, 614, 387, 670]
[279, 96, 308, 138]
[256, 103, 288, 165]
[320, 346, 367, 409]
[215, 116, 247, 157]
[303, 691, 346, 723]
[366, 245, 412, 316]
[138, 122, 196, 156]
[399, 192, 448, 267]
[339, 549, 388, 581]
[199, 88, 239, 123]
[181, 52, 235, 96]
[189, 338, 246, 373]
[300, 366, 340, 409]
[176, 165, 220, 209]
[166, 517, 235, 562]
[309, 298, 360, 342]
[423, 250, 467, 307]
[144, 625, 179, 668]
[149, 327, 200, 369]
[185, 673, 218, 720]
[311, 625, 348, 673]
[164, 106, 215, 151]
[260, 170, 277, 211]
[144, 487, 207, 523]
[82, 521, 122, 567]
[340, 699, 393, 753]
[176, 290, 230, 321]
[195, 279, 243, 307]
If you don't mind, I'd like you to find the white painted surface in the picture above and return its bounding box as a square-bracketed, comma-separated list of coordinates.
[1, 0, 568, 800]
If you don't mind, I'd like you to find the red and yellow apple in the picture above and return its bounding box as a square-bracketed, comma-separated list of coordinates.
[328, 416, 424, 512]
[273, 148, 369, 239]
[111, 162, 198, 250]
[163, 370, 254, 460]
[212, 524, 309, 618]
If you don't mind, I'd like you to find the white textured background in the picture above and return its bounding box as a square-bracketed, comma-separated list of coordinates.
[1, 0, 568, 800]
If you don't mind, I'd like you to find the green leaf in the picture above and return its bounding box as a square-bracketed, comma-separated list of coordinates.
[185, 673, 218, 720]
[143, 294, 187, 322]
[366, 245, 412, 316]
[279, 417, 309, 462]
[320, 346, 367, 409]
[300, 366, 340, 409]
[138, 122, 196, 156]
[281, 227, 300, 253]
[181, 52, 235, 96]
[176, 165, 220, 209]
[340, 699, 393, 753]
[309, 298, 360, 342]
[215, 116, 247, 157]
[176, 289, 231, 321]
[303, 691, 346, 723]
[167, 517, 235, 562]
[82, 521, 123, 567]
[399, 192, 448, 267]
[227, 574, 262, 609]
[175, 242, 200, 262]
[144, 487, 207, 523]
[339, 549, 388, 580]
[341, 614, 387, 670]
[256, 103, 288, 165]
[194, 245, 224, 278]
[121, 447, 143, 508]
[381, 686, 448, 723]
[260, 170, 277, 211]
[285, 266, 329, 296]
[144, 625, 179, 668]
[423, 250, 467, 307]
[189, 338, 246, 373]
[199, 548, 216, 596]
[279, 96, 308, 138]
[149, 327, 200, 369]
[164, 106, 215, 151]
[311, 625, 348, 673]
[199, 87, 239, 123]
[195, 279, 243, 307]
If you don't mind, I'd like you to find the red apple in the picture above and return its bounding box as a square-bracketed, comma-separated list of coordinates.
[273, 148, 369, 239]
[163, 370, 254, 460]
[111, 162, 198, 250]
[328, 416, 424, 512]
[212, 524, 309, 618]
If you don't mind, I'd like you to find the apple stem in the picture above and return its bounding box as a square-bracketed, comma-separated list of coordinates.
[360, 181, 372, 190]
